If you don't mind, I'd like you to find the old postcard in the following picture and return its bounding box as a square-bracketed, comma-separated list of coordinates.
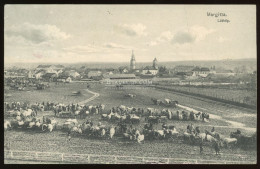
[4, 5, 257, 164]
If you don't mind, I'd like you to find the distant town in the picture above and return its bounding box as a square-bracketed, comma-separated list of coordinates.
[4, 50, 256, 85]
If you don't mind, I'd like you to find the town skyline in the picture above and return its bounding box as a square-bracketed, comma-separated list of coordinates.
[5, 5, 256, 63]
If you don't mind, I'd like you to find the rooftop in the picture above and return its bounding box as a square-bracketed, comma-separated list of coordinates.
[143, 66, 158, 70]
[109, 74, 136, 79]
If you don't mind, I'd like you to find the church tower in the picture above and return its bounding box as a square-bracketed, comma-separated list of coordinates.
[153, 57, 158, 69]
[130, 50, 136, 70]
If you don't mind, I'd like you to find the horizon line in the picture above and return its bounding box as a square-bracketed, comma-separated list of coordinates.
[4, 57, 256, 65]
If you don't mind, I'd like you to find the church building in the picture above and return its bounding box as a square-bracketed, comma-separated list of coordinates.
[142, 58, 159, 75]
[129, 50, 159, 76]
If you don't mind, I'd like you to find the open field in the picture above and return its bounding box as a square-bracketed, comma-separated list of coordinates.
[4, 82, 93, 104]
[4, 83, 257, 163]
[156, 84, 256, 106]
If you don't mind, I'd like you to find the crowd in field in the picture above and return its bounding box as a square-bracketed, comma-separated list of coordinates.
[4, 101, 256, 153]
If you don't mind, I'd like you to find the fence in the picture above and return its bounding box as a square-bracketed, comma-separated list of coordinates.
[4, 150, 255, 164]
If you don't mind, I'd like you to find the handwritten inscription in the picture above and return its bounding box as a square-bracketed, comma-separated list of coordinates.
[207, 12, 230, 23]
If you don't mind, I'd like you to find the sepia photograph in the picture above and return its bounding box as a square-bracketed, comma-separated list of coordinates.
[4, 5, 257, 164]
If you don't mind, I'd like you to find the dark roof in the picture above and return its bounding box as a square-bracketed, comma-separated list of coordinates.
[35, 69, 45, 74]
[37, 65, 52, 68]
[192, 67, 210, 72]
[192, 67, 201, 71]
[42, 73, 56, 78]
[185, 72, 194, 76]
[55, 65, 65, 68]
[201, 67, 210, 71]
[109, 74, 136, 79]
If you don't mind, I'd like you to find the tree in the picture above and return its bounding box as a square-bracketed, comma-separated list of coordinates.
[159, 66, 167, 73]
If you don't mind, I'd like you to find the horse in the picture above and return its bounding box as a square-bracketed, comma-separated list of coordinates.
[198, 133, 217, 142]
[221, 137, 237, 148]
[183, 132, 196, 144]
[205, 130, 221, 140]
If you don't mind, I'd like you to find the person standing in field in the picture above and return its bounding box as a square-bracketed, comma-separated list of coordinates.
[214, 141, 220, 155]
[67, 130, 71, 141]
[199, 142, 203, 154]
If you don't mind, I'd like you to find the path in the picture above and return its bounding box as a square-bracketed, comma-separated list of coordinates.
[77, 89, 100, 105]
[177, 104, 256, 133]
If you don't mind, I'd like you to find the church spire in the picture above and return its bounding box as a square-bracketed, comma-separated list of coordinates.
[131, 50, 135, 61]
[130, 50, 136, 70]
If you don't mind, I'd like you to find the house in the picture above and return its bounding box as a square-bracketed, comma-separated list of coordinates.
[192, 67, 210, 78]
[118, 67, 129, 74]
[103, 71, 114, 79]
[27, 71, 35, 78]
[88, 71, 102, 79]
[35, 70, 45, 79]
[36, 65, 65, 74]
[141, 58, 159, 75]
[142, 66, 158, 75]
[185, 72, 198, 80]
[42, 73, 57, 82]
[57, 76, 72, 83]
[63, 70, 80, 79]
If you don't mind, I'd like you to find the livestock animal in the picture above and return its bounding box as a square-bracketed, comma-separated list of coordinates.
[17, 121, 25, 128]
[154, 130, 165, 139]
[4, 121, 12, 130]
[221, 137, 237, 148]
[42, 124, 54, 132]
[136, 134, 145, 143]
[198, 133, 217, 142]
[146, 116, 161, 124]
[123, 133, 133, 140]
[230, 132, 256, 148]
[16, 115, 22, 121]
[170, 111, 183, 120]
[183, 132, 197, 144]
[151, 98, 162, 105]
[28, 121, 36, 128]
[125, 114, 140, 124]
[125, 94, 136, 98]
[205, 130, 221, 140]
[109, 127, 116, 139]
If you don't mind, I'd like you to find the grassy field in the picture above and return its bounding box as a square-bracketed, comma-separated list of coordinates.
[157, 84, 256, 106]
[4, 82, 257, 163]
[4, 82, 93, 104]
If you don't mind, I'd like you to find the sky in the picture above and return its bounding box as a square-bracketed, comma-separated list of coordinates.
[4, 5, 256, 63]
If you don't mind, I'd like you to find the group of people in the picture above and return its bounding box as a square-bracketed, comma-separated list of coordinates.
[185, 123, 221, 155]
